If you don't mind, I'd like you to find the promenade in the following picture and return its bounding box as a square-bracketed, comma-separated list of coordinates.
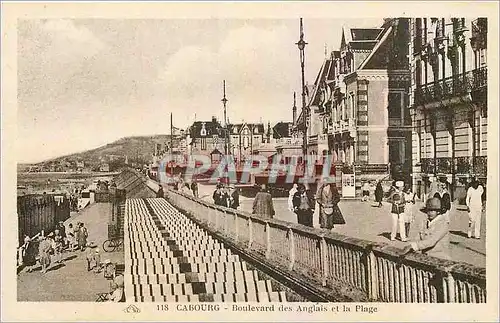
[196, 184, 486, 267]
[17, 203, 122, 301]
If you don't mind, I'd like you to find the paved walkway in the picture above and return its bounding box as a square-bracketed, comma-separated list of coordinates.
[196, 184, 486, 267]
[17, 203, 123, 302]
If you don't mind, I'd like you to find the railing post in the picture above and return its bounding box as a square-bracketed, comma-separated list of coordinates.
[234, 214, 239, 242]
[247, 218, 253, 249]
[288, 228, 295, 271]
[320, 236, 328, 287]
[445, 272, 456, 303]
[365, 246, 378, 301]
[265, 222, 271, 259]
[214, 207, 219, 231]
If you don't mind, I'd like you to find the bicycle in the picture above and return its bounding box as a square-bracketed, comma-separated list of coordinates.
[102, 236, 124, 252]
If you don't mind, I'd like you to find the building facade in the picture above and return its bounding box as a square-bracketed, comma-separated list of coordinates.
[299, 18, 412, 183]
[410, 18, 487, 200]
[227, 123, 266, 162]
[188, 116, 226, 161]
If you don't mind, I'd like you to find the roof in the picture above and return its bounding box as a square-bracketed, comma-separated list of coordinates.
[309, 58, 334, 106]
[189, 119, 223, 138]
[272, 122, 293, 139]
[228, 123, 265, 135]
[349, 41, 378, 51]
[350, 28, 384, 41]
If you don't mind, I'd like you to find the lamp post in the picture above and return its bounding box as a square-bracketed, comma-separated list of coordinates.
[222, 80, 229, 155]
[296, 18, 308, 161]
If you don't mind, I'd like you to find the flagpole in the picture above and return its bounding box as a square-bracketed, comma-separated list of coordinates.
[170, 112, 174, 177]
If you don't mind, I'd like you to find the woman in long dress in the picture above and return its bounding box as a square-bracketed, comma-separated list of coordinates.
[22, 235, 38, 273]
[375, 181, 384, 207]
[78, 223, 88, 251]
[316, 179, 342, 230]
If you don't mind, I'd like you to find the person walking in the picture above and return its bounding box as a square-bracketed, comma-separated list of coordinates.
[466, 179, 484, 239]
[316, 178, 343, 230]
[390, 181, 407, 241]
[288, 183, 298, 212]
[78, 223, 88, 252]
[67, 223, 75, 250]
[213, 184, 224, 206]
[403, 197, 451, 260]
[403, 186, 416, 239]
[292, 184, 314, 227]
[375, 181, 384, 207]
[191, 180, 199, 198]
[252, 184, 275, 219]
[362, 181, 370, 202]
[229, 185, 240, 210]
[156, 186, 164, 198]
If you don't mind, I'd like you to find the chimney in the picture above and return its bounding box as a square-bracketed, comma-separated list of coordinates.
[212, 116, 217, 124]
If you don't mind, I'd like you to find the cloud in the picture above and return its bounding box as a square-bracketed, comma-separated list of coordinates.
[17, 18, 384, 163]
[18, 19, 106, 107]
[159, 23, 299, 124]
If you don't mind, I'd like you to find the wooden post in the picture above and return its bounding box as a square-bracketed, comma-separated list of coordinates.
[320, 236, 328, 286]
[265, 222, 271, 259]
[288, 228, 295, 271]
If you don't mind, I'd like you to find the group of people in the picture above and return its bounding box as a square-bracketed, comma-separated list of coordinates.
[361, 180, 386, 207]
[393, 177, 485, 261]
[213, 183, 240, 209]
[19, 221, 89, 274]
[173, 177, 199, 198]
[388, 181, 418, 242]
[286, 177, 344, 229]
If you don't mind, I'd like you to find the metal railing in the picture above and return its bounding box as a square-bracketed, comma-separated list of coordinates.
[165, 188, 486, 303]
[414, 67, 487, 106]
[419, 156, 487, 176]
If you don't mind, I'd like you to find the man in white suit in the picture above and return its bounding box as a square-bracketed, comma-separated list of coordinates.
[466, 179, 484, 239]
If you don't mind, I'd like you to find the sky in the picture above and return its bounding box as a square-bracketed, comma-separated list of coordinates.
[17, 18, 383, 163]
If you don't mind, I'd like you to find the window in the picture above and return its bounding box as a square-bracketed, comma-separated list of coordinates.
[351, 94, 356, 119]
[201, 137, 207, 150]
[388, 92, 402, 119]
[254, 127, 259, 134]
[480, 48, 486, 67]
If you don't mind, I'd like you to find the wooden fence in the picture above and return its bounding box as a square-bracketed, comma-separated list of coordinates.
[166, 189, 486, 303]
[17, 194, 70, 245]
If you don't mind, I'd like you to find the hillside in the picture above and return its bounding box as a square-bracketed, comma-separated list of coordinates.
[37, 135, 176, 167]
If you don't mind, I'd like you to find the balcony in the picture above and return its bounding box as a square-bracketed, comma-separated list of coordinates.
[471, 18, 487, 50]
[419, 156, 487, 176]
[420, 158, 436, 174]
[414, 67, 487, 106]
[276, 137, 303, 146]
[474, 156, 487, 176]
